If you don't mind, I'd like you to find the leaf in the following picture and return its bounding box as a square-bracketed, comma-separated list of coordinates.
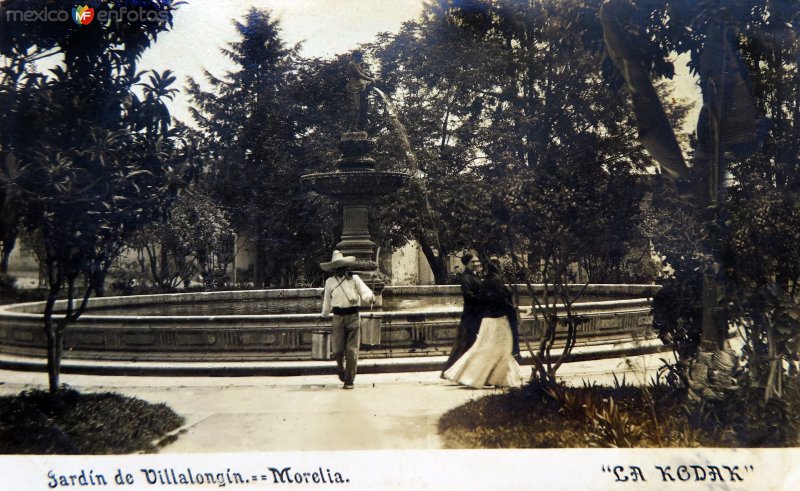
[1, 153, 22, 181]
[598, 0, 688, 181]
[694, 23, 770, 170]
[125, 170, 154, 179]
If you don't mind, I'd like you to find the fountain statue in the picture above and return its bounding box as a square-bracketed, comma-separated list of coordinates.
[301, 51, 411, 303]
[345, 50, 375, 132]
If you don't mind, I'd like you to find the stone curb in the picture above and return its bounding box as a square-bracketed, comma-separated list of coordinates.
[0, 338, 669, 377]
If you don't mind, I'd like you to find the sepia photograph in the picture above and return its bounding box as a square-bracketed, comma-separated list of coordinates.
[1, 0, 800, 489]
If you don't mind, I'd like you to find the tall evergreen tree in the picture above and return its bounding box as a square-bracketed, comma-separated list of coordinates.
[187, 8, 336, 287]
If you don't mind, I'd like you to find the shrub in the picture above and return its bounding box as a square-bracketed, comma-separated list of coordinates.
[0, 388, 185, 454]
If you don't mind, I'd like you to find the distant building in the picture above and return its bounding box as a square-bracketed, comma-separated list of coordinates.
[6, 235, 467, 289]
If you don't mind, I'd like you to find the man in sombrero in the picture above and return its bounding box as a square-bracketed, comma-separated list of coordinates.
[320, 250, 375, 389]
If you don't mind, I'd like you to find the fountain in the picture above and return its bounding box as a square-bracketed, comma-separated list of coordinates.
[299, 131, 409, 299]
[300, 52, 410, 300]
[0, 285, 661, 368]
[0, 52, 668, 374]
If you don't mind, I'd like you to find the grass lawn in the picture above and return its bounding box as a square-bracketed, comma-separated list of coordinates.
[439, 381, 800, 448]
[0, 388, 184, 454]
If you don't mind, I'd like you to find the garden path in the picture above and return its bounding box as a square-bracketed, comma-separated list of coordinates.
[0, 353, 668, 452]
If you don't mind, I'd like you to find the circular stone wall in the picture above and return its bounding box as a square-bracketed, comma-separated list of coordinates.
[0, 284, 660, 362]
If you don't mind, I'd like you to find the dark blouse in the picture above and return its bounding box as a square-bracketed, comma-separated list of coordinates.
[479, 272, 515, 318]
[461, 270, 483, 316]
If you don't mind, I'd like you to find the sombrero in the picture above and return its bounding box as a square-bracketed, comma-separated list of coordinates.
[320, 250, 357, 271]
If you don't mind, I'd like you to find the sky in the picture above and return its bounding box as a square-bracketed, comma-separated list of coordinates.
[136, 0, 700, 132]
[137, 0, 427, 124]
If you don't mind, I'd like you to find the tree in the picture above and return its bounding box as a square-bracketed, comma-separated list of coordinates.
[0, 0, 188, 392]
[367, 0, 655, 290]
[0, 1, 54, 273]
[725, 5, 800, 400]
[367, 0, 658, 384]
[128, 189, 234, 291]
[187, 8, 337, 288]
[599, 0, 800, 400]
[368, 14, 504, 283]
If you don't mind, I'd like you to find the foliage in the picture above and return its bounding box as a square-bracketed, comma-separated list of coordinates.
[368, 13, 503, 282]
[720, 4, 800, 399]
[439, 384, 594, 448]
[127, 190, 235, 291]
[543, 382, 603, 423]
[330, 3, 655, 392]
[647, 177, 706, 364]
[187, 8, 339, 288]
[0, 271, 48, 305]
[0, 273, 16, 301]
[733, 285, 800, 402]
[597, 0, 800, 406]
[179, 0, 666, 291]
[0, 388, 184, 454]
[0, 0, 189, 392]
[686, 382, 800, 447]
[591, 396, 646, 447]
[369, 0, 655, 285]
[502, 162, 647, 380]
[439, 376, 800, 448]
[366, 0, 667, 381]
[652, 268, 703, 369]
[409, 0, 655, 377]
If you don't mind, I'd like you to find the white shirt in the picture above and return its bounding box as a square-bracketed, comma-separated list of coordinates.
[321, 274, 375, 316]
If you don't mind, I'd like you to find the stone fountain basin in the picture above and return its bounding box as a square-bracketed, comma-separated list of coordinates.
[0, 284, 660, 362]
[301, 170, 411, 197]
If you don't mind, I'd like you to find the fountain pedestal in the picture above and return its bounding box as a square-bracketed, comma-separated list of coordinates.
[301, 132, 409, 300]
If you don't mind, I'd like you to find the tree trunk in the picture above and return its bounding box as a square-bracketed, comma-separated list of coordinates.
[417, 237, 448, 285]
[44, 288, 60, 393]
[38, 260, 46, 288]
[159, 243, 169, 288]
[94, 269, 106, 297]
[254, 231, 265, 288]
[1, 230, 16, 274]
[700, 265, 726, 348]
[46, 332, 61, 393]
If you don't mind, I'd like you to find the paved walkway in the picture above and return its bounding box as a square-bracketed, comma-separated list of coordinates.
[0, 353, 670, 452]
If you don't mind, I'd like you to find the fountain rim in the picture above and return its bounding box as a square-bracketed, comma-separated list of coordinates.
[300, 169, 412, 179]
[0, 284, 659, 321]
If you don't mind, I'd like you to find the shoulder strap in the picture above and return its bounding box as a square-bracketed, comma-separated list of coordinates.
[331, 276, 354, 303]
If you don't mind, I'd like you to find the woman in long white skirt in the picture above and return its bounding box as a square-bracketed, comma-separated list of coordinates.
[444, 259, 524, 388]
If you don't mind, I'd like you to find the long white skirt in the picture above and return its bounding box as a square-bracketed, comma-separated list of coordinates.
[443, 316, 524, 389]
